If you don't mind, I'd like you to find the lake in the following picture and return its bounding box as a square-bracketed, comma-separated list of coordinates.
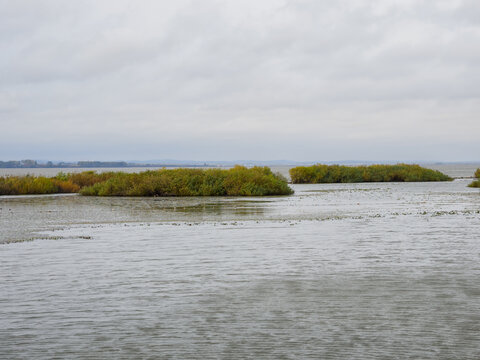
[1, 165, 479, 359]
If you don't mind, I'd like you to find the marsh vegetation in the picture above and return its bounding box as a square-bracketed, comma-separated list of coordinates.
[289, 164, 452, 184]
[0, 175, 80, 195]
[0, 167, 293, 196]
[468, 168, 480, 188]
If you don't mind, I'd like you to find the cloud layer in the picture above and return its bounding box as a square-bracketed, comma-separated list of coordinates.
[1, 0, 479, 161]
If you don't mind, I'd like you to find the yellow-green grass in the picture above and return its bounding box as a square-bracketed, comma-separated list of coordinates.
[0, 175, 80, 195]
[289, 164, 452, 184]
[468, 168, 480, 188]
[0, 171, 119, 195]
[80, 166, 293, 196]
[0, 167, 293, 196]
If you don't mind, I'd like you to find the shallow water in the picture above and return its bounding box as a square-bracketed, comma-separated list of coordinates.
[1, 178, 480, 359]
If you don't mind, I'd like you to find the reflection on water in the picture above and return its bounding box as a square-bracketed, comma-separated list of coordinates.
[163, 200, 269, 216]
[1, 178, 480, 358]
[0, 196, 277, 242]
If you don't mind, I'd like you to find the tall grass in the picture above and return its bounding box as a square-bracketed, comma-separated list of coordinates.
[289, 164, 452, 184]
[0, 175, 80, 195]
[56, 171, 116, 187]
[468, 168, 480, 188]
[0, 167, 293, 196]
[80, 166, 293, 196]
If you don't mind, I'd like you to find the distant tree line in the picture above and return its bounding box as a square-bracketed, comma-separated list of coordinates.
[0, 160, 128, 168]
[0, 160, 41, 168]
[77, 161, 128, 167]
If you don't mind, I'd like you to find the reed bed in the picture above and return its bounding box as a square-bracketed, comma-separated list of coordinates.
[0, 167, 293, 196]
[289, 164, 452, 184]
[468, 168, 480, 188]
[0, 175, 79, 195]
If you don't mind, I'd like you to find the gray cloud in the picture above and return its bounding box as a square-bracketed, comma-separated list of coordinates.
[1, 0, 479, 161]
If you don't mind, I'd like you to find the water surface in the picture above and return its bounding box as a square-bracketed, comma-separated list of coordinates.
[1, 177, 479, 359]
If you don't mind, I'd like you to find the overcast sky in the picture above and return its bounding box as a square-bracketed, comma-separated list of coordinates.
[1, 0, 479, 162]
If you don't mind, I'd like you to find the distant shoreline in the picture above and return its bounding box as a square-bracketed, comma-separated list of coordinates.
[0, 161, 214, 169]
[1, 163, 479, 180]
[0, 165, 213, 169]
[1, 160, 480, 169]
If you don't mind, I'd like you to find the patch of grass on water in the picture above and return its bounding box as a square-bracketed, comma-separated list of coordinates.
[289, 164, 452, 184]
[468, 168, 480, 188]
[1, 167, 293, 196]
[80, 166, 293, 196]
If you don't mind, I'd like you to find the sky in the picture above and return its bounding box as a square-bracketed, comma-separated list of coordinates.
[1, 0, 479, 162]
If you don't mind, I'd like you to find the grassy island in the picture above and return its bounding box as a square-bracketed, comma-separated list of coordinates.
[468, 168, 480, 188]
[0, 166, 293, 196]
[289, 164, 452, 184]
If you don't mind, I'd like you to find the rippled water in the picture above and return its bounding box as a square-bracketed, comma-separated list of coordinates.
[1, 175, 480, 358]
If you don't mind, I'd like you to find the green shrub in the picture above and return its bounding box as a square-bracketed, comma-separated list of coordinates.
[289, 164, 452, 183]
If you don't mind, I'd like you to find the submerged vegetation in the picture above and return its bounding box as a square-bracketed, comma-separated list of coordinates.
[289, 164, 452, 184]
[468, 168, 480, 188]
[0, 167, 293, 196]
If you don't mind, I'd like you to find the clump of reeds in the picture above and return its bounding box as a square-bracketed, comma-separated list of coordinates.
[289, 164, 452, 184]
[56, 171, 116, 187]
[0, 175, 80, 195]
[0, 167, 293, 196]
[0, 171, 116, 195]
[468, 168, 480, 188]
[80, 166, 293, 196]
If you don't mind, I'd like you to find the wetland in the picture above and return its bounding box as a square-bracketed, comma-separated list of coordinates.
[1, 164, 479, 359]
